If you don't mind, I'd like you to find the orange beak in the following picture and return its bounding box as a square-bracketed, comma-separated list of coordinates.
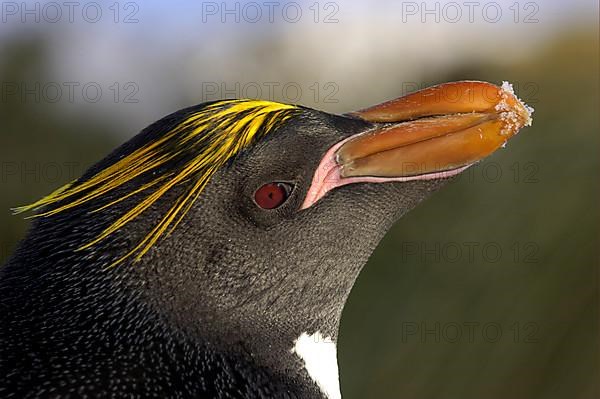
[301, 81, 533, 209]
[337, 81, 533, 178]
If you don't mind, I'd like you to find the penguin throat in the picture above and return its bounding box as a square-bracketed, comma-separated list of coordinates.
[291, 331, 341, 399]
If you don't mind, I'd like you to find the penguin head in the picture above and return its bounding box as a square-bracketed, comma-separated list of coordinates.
[16, 81, 532, 347]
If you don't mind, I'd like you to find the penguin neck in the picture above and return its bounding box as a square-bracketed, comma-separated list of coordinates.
[210, 269, 352, 399]
[157, 281, 347, 397]
[131, 253, 354, 399]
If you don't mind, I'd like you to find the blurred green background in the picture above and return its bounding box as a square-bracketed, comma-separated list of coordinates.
[1, 1, 598, 398]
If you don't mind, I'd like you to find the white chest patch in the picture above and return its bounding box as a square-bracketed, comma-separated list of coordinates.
[291, 332, 341, 399]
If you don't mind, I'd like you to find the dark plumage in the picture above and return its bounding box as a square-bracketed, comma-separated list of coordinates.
[0, 82, 532, 398]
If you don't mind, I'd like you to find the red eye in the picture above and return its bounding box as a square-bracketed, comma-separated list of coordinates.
[254, 183, 292, 209]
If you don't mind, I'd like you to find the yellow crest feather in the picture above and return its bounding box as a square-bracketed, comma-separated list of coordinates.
[14, 99, 300, 267]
